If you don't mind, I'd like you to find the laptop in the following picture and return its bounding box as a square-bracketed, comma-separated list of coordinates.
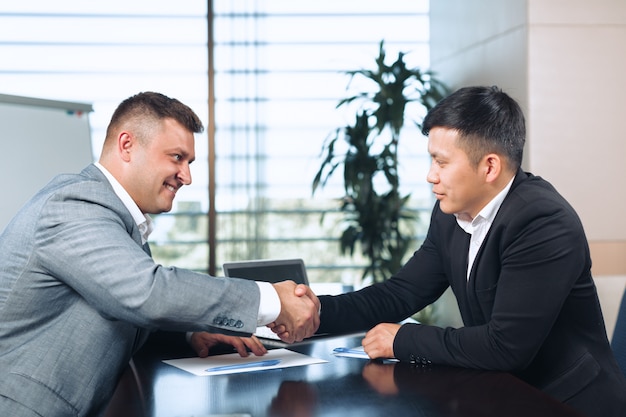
[223, 258, 309, 287]
[222, 258, 327, 346]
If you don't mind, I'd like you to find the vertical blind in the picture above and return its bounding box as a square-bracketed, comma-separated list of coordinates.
[0, 1, 211, 271]
[0, 1, 433, 286]
[212, 0, 433, 287]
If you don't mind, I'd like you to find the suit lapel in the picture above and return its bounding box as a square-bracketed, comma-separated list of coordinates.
[448, 227, 473, 322]
[462, 171, 528, 324]
[83, 164, 149, 251]
[450, 227, 470, 284]
[142, 242, 152, 256]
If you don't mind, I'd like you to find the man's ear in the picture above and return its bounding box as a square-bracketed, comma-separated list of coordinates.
[482, 153, 502, 184]
[118, 132, 133, 162]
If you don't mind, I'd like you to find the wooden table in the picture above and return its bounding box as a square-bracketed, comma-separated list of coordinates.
[105, 333, 585, 417]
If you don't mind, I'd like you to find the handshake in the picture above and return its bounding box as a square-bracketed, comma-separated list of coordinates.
[268, 281, 320, 344]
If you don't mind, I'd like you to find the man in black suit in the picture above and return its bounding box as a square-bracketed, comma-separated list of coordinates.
[282, 86, 626, 417]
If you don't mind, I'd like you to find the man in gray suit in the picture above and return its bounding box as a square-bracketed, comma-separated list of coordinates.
[0, 92, 320, 417]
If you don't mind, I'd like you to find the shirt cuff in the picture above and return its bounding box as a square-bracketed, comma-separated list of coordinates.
[256, 281, 280, 326]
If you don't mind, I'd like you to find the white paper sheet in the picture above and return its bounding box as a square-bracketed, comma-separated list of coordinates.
[163, 348, 327, 376]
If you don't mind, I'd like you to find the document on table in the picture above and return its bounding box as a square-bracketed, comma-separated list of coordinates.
[163, 348, 327, 376]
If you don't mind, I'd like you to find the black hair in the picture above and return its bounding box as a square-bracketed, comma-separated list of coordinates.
[422, 86, 525, 170]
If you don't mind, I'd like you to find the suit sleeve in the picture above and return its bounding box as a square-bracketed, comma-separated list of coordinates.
[34, 180, 261, 336]
[393, 188, 591, 371]
[317, 208, 451, 335]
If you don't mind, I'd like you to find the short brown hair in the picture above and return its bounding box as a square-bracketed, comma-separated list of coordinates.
[104, 91, 204, 144]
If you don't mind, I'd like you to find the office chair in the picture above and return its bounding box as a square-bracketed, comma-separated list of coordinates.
[611, 288, 626, 378]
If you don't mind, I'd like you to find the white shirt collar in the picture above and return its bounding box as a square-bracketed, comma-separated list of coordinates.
[94, 162, 154, 244]
[455, 176, 515, 234]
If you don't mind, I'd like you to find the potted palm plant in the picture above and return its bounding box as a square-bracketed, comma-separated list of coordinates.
[312, 40, 448, 284]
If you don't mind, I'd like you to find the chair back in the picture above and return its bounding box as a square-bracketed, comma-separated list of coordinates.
[612, 290, 626, 377]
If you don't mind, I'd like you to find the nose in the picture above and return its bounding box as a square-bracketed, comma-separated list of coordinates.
[426, 162, 438, 184]
[177, 163, 192, 185]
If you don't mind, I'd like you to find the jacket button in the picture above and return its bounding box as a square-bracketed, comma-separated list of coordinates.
[235, 320, 244, 328]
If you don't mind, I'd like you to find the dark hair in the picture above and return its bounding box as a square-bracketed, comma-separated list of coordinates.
[421, 86, 525, 170]
[105, 91, 204, 142]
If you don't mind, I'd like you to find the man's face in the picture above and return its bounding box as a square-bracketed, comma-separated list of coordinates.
[127, 118, 196, 214]
[426, 127, 489, 220]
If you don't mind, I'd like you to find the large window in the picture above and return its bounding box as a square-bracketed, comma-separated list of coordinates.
[0, 1, 210, 270]
[211, 1, 433, 287]
[0, 1, 433, 287]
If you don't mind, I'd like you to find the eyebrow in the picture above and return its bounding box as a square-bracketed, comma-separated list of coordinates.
[429, 149, 443, 159]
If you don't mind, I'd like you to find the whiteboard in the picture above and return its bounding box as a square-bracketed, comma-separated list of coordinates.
[0, 93, 93, 232]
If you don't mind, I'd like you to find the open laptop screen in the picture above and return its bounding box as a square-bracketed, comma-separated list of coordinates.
[222, 258, 309, 286]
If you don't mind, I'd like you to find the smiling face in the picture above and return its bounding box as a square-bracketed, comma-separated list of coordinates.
[122, 118, 196, 214]
[426, 127, 494, 220]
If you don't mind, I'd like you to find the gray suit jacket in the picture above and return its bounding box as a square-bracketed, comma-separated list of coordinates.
[0, 164, 260, 417]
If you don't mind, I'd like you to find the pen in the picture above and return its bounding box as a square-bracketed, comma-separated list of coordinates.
[333, 347, 365, 354]
[205, 359, 282, 372]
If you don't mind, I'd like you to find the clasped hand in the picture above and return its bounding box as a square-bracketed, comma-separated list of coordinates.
[269, 281, 320, 343]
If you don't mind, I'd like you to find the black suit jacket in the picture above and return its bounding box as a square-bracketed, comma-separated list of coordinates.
[318, 170, 626, 417]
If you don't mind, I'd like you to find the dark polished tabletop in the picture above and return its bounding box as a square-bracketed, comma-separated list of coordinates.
[105, 333, 585, 417]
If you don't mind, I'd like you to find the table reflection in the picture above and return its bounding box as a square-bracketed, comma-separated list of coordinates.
[268, 381, 318, 417]
[362, 361, 585, 417]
